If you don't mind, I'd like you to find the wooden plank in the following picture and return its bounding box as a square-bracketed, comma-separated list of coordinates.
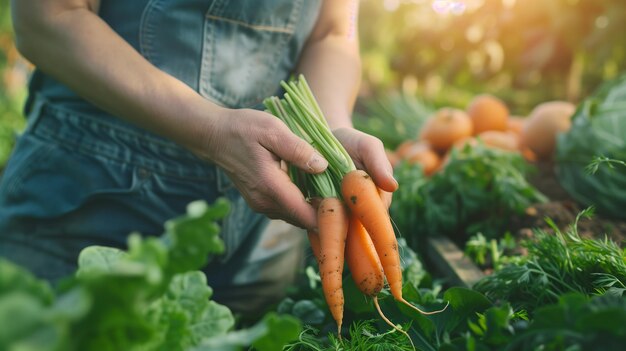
[426, 236, 485, 288]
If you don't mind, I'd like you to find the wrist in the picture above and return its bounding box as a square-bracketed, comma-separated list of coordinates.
[326, 110, 354, 130]
[182, 96, 229, 163]
[329, 119, 354, 130]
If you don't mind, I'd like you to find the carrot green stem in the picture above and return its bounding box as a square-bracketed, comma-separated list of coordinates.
[264, 85, 339, 199]
[281, 80, 355, 175]
[264, 75, 356, 200]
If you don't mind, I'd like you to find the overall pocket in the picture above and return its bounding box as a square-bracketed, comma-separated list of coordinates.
[199, 0, 303, 108]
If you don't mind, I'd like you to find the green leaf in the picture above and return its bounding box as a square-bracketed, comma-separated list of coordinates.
[392, 143, 546, 250]
[291, 300, 326, 325]
[163, 199, 229, 274]
[76, 246, 127, 275]
[343, 274, 375, 314]
[577, 308, 626, 336]
[479, 305, 515, 345]
[557, 73, 626, 220]
[399, 238, 429, 288]
[166, 272, 214, 313]
[0, 260, 67, 351]
[506, 293, 626, 349]
[0, 293, 58, 350]
[67, 200, 232, 350]
[474, 216, 626, 313]
[251, 313, 301, 351]
[396, 283, 437, 338]
[193, 313, 301, 351]
[443, 287, 493, 332]
[193, 301, 235, 340]
[0, 258, 54, 304]
[150, 271, 234, 349]
[49, 287, 91, 321]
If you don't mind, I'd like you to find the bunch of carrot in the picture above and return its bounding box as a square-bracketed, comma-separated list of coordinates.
[264, 76, 446, 342]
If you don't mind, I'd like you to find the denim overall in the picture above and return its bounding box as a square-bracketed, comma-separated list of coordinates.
[0, 0, 321, 310]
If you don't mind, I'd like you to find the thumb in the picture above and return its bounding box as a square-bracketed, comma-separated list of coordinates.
[262, 126, 328, 174]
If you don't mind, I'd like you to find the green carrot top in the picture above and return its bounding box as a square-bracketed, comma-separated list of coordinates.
[263, 75, 356, 199]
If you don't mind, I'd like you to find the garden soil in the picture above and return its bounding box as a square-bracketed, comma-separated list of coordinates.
[509, 160, 626, 245]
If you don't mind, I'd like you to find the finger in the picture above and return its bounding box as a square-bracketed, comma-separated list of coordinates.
[266, 172, 318, 231]
[334, 128, 398, 193]
[309, 197, 323, 211]
[357, 136, 399, 193]
[280, 159, 288, 173]
[261, 122, 328, 174]
[378, 188, 393, 210]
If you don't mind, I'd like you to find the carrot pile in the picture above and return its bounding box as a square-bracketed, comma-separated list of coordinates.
[264, 76, 447, 344]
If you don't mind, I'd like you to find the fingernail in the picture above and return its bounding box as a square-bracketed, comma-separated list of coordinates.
[389, 171, 399, 188]
[307, 152, 328, 173]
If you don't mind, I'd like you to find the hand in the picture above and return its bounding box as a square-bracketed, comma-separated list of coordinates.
[199, 108, 328, 231]
[333, 128, 397, 208]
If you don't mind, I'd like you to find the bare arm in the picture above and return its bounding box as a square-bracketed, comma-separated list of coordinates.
[296, 0, 397, 193]
[296, 0, 361, 129]
[12, 0, 328, 230]
[13, 0, 218, 155]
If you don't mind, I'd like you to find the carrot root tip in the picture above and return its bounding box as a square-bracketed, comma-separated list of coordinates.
[374, 297, 415, 351]
[402, 298, 450, 315]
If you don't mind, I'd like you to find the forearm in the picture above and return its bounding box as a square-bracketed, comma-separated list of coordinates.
[296, 36, 361, 129]
[13, 2, 221, 157]
[295, 0, 361, 130]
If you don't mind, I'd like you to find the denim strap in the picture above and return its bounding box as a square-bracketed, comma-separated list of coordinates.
[24, 93, 48, 134]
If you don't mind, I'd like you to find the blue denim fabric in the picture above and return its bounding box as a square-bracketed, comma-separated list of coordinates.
[0, 0, 322, 292]
[26, 0, 320, 112]
[0, 97, 266, 289]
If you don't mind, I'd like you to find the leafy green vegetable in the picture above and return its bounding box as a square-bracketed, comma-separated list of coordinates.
[392, 142, 546, 249]
[282, 321, 415, 351]
[277, 231, 624, 350]
[466, 303, 519, 348]
[465, 232, 516, 269]
[193, 313, 301, 351]
[277, 298, 326, 326]
[586, 155, 626, 174]
[0, 256, 54, 303]
[474, 208, 626, 312]
[390, 162, 429, 246]
[443, 293, 626, 351]
[398, 238, 431, 290]
[557, 72, 626, 220]
[0, 198, 302, 351]
[505, 293, 626, 350]
[0, 260, 83, 351]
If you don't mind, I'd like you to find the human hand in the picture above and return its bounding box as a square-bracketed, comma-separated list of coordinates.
[199, 108, 327, 231]
[333, 128, 397, 208]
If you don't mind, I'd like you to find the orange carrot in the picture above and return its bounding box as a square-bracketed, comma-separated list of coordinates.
[345, 215, 414, 349]
[342, 170, 448, 316]
[342, 170, 402, 296]
[307, 231, 321, 262]
[317, 197, 349, 336]
[345, 216, 385, 297]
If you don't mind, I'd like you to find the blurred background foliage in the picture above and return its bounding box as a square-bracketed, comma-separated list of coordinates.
[358, 0, 626, 115]
[0, 0, 625, 168]
[0, 0, 27, 169]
